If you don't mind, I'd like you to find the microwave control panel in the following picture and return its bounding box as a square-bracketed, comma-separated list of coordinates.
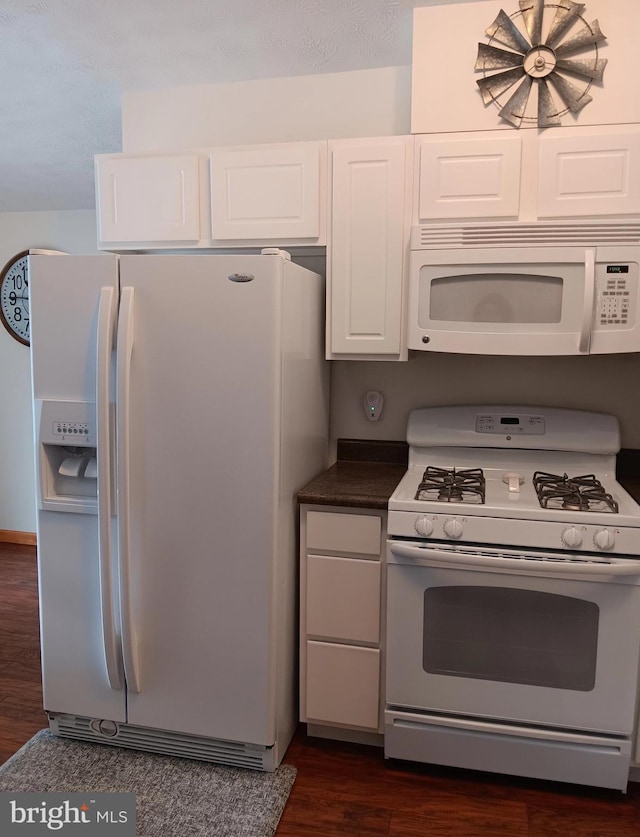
[597, 264, 636, 328]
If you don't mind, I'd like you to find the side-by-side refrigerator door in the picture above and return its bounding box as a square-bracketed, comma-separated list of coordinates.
[117, 255, 282, 746]
[30, 254, 125, 722]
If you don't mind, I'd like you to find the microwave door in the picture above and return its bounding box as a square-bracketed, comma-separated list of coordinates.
[407, 248, 592, 356]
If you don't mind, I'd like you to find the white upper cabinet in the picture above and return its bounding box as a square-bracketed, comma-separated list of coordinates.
[415, 126, 640, 225]
[415, 135, 522, 222]
[537, 127, 640, 219]
[328, 136, 413, 360]
[209, 141, 327, 244]
[95, 154, 201, 246]
[95, 142, 327, 250]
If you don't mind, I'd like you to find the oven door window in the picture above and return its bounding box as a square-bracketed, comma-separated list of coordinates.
[426, 272, 563, 324]
[423, 586, 599, 691]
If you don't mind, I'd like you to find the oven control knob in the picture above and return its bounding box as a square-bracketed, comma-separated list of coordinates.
[594, 529, 615, 551]
[415, 516, 434, 537]
[444, 518, 464, 539]
[561, 526, 583, 548]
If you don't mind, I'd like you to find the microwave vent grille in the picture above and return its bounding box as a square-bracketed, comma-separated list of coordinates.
[412, 223, 640, 249]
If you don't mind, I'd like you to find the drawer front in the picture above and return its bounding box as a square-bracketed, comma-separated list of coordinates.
[306, 511, 381, 556]
[305, 641, 380, 730]
[307, 555, 380, 644]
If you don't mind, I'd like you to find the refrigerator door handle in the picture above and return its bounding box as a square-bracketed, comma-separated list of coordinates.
[116, 287, 141, 693]
[96, 286, 123, 691]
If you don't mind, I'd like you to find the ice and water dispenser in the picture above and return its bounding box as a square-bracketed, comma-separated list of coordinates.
[35, 399, 106, 514]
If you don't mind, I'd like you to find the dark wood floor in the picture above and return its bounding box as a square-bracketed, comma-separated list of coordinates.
[2, 542, 640, 836]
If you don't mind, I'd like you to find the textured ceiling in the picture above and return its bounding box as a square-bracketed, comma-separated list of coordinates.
[0, 0, 417, 212]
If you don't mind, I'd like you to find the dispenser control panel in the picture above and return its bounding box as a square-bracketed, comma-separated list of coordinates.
[53, 421, 91, 440]
[37, 400, 97, 447]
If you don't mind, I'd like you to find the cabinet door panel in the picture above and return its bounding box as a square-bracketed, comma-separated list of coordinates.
[417, 136, 521, 221]
[306, 510, 381, 556]
[306, 641, 380, 729]
[329, 138, 411, 356]
[538, 130, 640, 218]
[209, 142, 324, 241]
[307, 555, 380, 643]
[96, 155, 200, 243]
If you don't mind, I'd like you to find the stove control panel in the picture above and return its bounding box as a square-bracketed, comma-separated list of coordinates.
[476, 413, 545, 435]
[390, 513, 634, 556]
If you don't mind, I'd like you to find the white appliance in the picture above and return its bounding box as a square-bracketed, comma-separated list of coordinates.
[407, 221, 640, 355]
[385, 406, 640, 791]
[29, 250, 328, 771]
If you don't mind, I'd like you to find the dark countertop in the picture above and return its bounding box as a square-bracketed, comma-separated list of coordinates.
[298, 441, 640, 511]
[297, 439, 407, 510]
[620, 476, 640, 503]
[618, 450, 640, 502]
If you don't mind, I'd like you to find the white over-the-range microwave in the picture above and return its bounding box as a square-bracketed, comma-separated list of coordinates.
[407, 221, 640, 356]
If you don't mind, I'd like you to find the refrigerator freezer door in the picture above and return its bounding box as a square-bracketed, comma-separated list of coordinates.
[30, 254, 126, 721]
[118, 255, 283, 745]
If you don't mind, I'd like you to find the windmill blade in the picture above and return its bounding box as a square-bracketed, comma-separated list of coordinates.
[475, 43, 525, 72]
[549, 72, 592, 112]
[486, 10, 531, 54]
[519, 0, 543, 47]
[546, 1, 586, 48]
[476, 66, 526, 105]
[499, 76, 533, 127]
[556, 57, 607, 81]
[537, 79, 562, 127]
[555, 21, 607, 56]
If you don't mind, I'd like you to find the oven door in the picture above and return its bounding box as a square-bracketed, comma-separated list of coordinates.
[386, 540, 640, 736]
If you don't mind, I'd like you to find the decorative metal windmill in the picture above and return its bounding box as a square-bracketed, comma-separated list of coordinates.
[475, 0, 607, 128]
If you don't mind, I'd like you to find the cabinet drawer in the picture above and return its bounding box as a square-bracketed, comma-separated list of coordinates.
[307, 555, 380, 643]
[306, 511, 381, 556]
[305, 641, 380, 729]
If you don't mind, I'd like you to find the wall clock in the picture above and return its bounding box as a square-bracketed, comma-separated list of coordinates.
[475, 0, 607, 128]
[0, 250, 31, 346]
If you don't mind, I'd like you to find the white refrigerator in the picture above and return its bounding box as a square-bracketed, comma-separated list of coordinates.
[29, 251, 329, 770]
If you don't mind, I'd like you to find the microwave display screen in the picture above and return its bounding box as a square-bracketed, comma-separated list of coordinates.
[427, 272, 563, 324]
[501, 417, 519, 424]
[607, 265, 629, 274]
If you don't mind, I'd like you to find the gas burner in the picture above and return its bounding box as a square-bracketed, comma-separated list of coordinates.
[415, 466, 486, 504]
[533, 471, 619, 513]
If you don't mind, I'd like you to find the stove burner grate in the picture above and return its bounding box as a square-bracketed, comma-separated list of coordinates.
[415, 466, 486, 504]
[533, 471, 619, 513]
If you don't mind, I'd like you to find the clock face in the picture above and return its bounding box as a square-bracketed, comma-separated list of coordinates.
[0, 251, 30, 346]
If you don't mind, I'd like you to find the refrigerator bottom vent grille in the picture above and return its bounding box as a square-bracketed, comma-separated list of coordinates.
[49, 715, 272, 771]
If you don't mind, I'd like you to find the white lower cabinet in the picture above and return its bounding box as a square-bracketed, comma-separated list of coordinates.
[300, 505, 386, 736]
[306, 642, 380, 729]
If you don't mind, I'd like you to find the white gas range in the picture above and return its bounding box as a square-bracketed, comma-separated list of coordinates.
[385, 406, 640, 791]
[388, 405, 640, 557]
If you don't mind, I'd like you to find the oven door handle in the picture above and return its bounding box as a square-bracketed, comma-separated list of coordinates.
[388, 542, 640, 577]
